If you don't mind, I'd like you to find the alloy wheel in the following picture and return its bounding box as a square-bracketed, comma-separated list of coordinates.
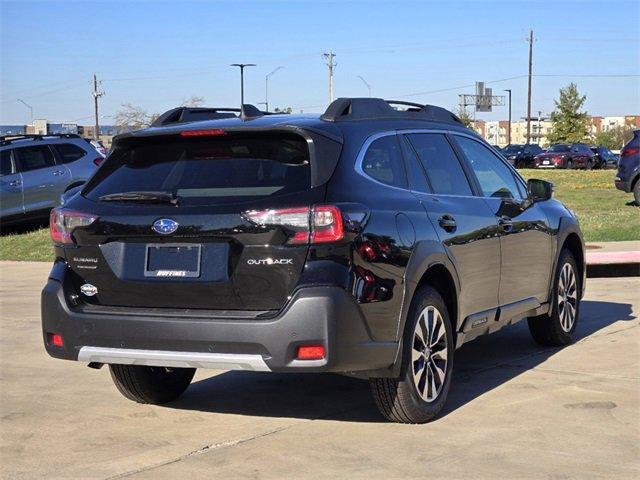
[557, 263, 578, 332]
[411, 306, 448, 402]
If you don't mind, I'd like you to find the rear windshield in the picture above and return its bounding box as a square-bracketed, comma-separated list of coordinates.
[83, 132, 310, 205]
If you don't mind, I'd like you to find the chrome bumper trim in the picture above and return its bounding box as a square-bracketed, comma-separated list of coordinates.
[77, 346, 271, 371]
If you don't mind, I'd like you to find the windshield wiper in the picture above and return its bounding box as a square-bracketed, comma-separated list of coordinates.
[98, 191, 179, 205]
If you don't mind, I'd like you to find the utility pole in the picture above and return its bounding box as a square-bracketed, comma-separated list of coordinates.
[323, 52, 336, 103]
[537, 110, 542, 145]
[92, 74, 105, 140]
[526, 30, 534, 144]
[504, 89, 512, 145]
[231, 64, 256, 118]
[358, 75, 372, 97]
[265, 66, 284, 113]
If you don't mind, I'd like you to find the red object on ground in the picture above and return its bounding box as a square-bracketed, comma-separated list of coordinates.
[585, 251, 640, 265]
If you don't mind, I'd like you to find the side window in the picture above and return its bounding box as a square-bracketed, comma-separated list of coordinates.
[13, 146, 56, 173]
[1, 150, 15, 176]
[361, 135, 407, 188]
[53, 143, 87, 163]
[406, 133, 473, 196]
[454, 136, 524, 200]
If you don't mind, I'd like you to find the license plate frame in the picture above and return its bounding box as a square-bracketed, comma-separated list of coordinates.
[144, 244, 202, 278]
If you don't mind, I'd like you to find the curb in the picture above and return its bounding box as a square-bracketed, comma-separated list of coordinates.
[585, 251, 640, 278]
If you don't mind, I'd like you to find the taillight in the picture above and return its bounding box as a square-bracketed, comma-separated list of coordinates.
[93, 157, 104, 166]
[50, 208, 97, 244]
[243, 205, 345, 245]
[621, 147, 639, 157]
[311, 205, 344, 243]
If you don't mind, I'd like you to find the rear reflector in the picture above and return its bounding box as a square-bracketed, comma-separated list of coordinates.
[243, 205, 344, 245]
[93, 157, 105, 166]
[180, 129, 226, 137]
[296, 345, 325, 360]
[47, 333, 64, 347]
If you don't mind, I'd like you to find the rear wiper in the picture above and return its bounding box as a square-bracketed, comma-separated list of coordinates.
[98, 191, 179, 205]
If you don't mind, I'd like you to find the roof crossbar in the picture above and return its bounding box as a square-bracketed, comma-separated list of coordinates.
[0, 133, 81, 146]
[320, 98, 463, 125]
[151, 104, 269, 127]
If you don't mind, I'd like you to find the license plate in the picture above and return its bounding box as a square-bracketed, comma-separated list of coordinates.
[543, 160, 550, 165]
[145, 244, 201, 278]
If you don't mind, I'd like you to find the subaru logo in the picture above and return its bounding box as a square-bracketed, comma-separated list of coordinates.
[152, 218, 179, 235]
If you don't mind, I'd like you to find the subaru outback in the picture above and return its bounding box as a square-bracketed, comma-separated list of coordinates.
[41, 99, 585, 423]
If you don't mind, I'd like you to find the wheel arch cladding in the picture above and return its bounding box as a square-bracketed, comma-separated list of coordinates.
[415, 264, 458, 334]
[560, 231, 585, 296]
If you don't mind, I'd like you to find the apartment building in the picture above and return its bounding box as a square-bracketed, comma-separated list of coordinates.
[473, 115, 639, 147]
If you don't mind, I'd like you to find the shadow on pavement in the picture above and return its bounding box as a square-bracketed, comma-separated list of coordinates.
[168, 299, 635, 422]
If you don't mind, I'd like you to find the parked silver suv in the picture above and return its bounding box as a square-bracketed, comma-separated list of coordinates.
[0, 134, 102, 225]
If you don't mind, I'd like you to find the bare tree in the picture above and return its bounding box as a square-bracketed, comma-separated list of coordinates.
[454, 105, 473, 128]
[114, 103, 159, 132]
[180, 96, 205, 107]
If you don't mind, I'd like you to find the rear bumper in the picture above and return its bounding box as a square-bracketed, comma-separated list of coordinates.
[41, 267, 396, 375]
[614, 172, 634, 192]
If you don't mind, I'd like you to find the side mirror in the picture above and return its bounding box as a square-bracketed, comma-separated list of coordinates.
[527, 179, 553, 202]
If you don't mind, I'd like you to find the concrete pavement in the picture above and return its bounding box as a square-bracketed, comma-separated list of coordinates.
[0, 261, 638, 479]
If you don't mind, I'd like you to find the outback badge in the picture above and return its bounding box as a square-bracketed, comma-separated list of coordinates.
[80, 284, 98, 296]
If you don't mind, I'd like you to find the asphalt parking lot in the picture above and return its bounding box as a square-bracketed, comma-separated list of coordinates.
[1, 261, 638, 479]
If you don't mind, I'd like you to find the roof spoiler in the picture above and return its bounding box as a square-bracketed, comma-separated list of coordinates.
[151, 104, 270, 127]
[320, 98, 463, 125]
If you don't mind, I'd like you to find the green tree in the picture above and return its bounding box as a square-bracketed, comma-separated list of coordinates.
[454, 105, 473, 128]
[593, 125, 634, 150]
[547, 83, 590, 144]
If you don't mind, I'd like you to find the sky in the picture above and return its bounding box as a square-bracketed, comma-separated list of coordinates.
[1, 0, 639, 125]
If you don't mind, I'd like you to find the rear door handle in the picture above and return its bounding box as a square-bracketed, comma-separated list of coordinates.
[438, 215, 457, 232]
[499, 216, 513, 233]
[52, 170, 65, 176]
[9, 180, 21, 187]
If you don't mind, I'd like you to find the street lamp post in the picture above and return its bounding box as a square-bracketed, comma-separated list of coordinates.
[230, 63, 256, 118]
[17, 99, 33, 123]
[357, 76, 372, 97]
[265, 66, 284, 113]
[504, 89, 512, 146]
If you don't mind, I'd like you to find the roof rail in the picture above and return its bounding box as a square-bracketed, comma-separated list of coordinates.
[151, 104, 268, 127]
[320, 98, 463, 125]
[0, 133, 81, 146]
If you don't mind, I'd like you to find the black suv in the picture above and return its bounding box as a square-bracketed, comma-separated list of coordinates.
[502, 143, 543, 168]
[42, 99, 585, 423]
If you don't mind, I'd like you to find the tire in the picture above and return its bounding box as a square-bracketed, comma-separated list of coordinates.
[370, 286, 454, 423]
[109, 364, 196, 404]
[586, 160, 593, 170]
[633, 180, 640, 206]
[566, 159, 573, 169]
[527, 249, 580, 346]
